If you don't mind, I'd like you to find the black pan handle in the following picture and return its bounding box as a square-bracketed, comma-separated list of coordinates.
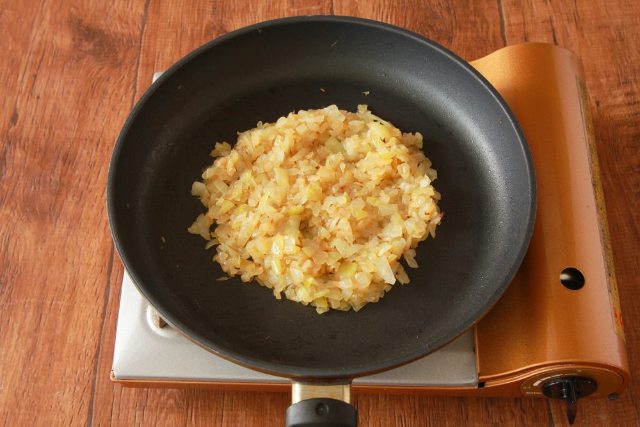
[286, 398, 357, 427]
[285, 382, 357, 427]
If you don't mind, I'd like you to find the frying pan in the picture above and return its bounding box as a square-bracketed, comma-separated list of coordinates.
[108, 16, 535, 426]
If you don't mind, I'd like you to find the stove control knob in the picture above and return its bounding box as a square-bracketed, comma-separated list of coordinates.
[542, 376, 597, 425]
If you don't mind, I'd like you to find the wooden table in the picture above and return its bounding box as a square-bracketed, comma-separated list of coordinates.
[1, 1, 638, 425]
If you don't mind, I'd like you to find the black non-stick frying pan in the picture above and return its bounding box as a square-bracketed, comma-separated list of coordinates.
[108, 16, 535, 426]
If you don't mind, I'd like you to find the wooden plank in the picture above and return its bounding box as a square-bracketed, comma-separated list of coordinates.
[0, 0, 147, 424]
[333, 0, 506, 60]
[500, 0, 640, 425]
[90, 1, 330, 425]
[355, 395, 552, 426]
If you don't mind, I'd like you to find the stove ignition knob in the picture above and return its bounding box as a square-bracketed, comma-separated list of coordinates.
[542, 376, 597, 425]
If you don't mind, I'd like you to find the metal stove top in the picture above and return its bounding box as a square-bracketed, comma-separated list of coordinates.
[113, 271, 477, 386]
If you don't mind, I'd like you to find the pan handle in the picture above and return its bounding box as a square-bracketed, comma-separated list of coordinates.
[285, 382, 357, 427]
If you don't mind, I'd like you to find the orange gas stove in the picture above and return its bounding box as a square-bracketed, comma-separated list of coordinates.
[111, 43, 629, 423]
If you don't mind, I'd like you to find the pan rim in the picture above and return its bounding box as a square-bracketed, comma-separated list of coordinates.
[107, 15, 536, 380]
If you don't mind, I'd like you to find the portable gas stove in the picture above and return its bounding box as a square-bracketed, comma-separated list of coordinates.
[111, 43, 629, 423]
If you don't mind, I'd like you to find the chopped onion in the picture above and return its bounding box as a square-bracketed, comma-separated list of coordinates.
[189, 105, 442, 314]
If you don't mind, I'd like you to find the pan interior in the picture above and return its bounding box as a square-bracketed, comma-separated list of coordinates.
[109, 18, 534, 379]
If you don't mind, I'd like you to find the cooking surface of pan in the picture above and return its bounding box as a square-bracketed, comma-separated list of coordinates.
[108, 17, 535, 379]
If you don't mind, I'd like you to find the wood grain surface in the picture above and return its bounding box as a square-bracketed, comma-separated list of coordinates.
[1, 0, 638, 425]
